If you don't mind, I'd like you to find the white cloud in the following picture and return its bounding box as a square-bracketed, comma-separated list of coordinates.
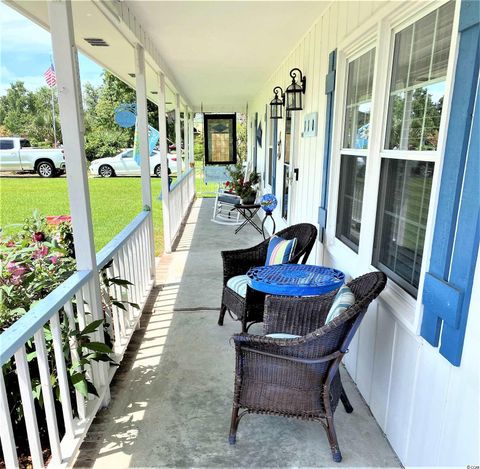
[0, 3, 51, 54]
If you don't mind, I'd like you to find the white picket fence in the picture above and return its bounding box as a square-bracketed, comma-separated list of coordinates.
[0, 210, 154, 468]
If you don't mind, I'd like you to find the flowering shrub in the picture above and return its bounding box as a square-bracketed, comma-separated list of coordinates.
[225, 161, 260, 200]
[0, 211, 76, 330]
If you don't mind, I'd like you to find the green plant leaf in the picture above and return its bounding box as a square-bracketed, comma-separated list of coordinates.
[80, 319, 104, 336]
[112, 300, 127, 311]
[109, 278, 133, 287]
[84, 342, 113, 354]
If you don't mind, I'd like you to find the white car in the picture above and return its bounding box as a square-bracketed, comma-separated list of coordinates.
[89, 148, 179, 178]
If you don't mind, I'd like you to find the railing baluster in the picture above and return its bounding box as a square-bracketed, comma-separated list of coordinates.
[49, 312, 75, 438]
[133, 232, 143, 309]
[112, 255, 127, 343]
[34, 330, 62, 465]
[118, 247, 133, 325]
[107, 263, 122, 352]
[14, 345, 44, 469]
[64, 300, 86, 419]
[0, 370, 18, 469]
[126, 242, 139, 316]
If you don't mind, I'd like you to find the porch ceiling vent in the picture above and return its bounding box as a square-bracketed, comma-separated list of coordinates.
[151, 91, 158, 94]
[84, 37, 109, 47]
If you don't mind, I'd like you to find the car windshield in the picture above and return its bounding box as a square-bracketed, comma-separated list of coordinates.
[123, 150, 133, 158]
[20, 139, 31, 148]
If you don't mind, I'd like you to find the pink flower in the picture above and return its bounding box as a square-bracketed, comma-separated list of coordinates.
[6, 261, 27, 277]
[50, 255, 58, 265]
[6, 240, 15, 248]
[46, 215, 71, 226]
[33, 245, 49, 259]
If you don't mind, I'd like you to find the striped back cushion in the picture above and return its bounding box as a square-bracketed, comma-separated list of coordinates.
[325, 285, 355, 323]
[265, 236, 297, 266]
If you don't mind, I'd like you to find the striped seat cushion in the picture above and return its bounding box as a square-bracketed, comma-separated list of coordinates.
[265, 333, 301, 339]
[325, 285, 355, 323]
[226, 274, 249, 297]
[265, 236, 297, 266]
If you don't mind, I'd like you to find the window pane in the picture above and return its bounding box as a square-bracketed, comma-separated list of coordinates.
[343, 49, 375, 149]
[204, 115, 236, 164]
[374, 159, 434, 295]
[336, 155, 366, 251]
[385, 2, 454, 150]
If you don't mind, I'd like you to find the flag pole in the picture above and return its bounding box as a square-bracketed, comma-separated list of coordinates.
[50, 56, 57, 148]
[50, 85, 57, 148]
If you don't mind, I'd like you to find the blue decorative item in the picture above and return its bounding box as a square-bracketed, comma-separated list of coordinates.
[114, 103, 137, 128]
[246, 264, 345, 296]
[260, 194, 277, 213]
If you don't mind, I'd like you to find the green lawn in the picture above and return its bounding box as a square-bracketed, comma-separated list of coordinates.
[0, 177, 165, 255]
[0, 169, 218, 256]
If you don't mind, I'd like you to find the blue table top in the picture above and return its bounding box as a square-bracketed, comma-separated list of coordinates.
[247, 264, 345, 296]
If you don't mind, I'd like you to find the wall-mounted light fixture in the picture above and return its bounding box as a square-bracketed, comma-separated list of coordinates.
[285, 68, 306, 111]
[270, 86, 284, 119]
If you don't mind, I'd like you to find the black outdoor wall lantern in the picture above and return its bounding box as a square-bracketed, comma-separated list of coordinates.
[270, 86, 284, 119]
[285, 68, 306, 111]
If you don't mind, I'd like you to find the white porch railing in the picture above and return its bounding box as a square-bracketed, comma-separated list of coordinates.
[0, 210, 154, 468]
[168, 168, 196, 243]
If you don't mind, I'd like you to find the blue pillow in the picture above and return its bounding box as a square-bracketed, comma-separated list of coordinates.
[265, 236, 297, 266]
[325, 285, 355, 323]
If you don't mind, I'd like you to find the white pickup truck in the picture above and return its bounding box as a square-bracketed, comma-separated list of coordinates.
[0, 137, 66, 177]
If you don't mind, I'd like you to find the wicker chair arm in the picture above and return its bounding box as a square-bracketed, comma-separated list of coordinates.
[263, 291, 338, 336]
[241, 346, 342, 364]
[221, 241, 269, 282]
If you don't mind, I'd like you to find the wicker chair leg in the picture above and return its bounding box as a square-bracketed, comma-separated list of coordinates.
[228, 406, 240, 444]
[340, 385, 354, 413]
[218, 305, 227, 326]
[325, 416, 342, 463]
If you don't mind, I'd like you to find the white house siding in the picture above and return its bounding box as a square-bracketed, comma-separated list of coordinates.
[248, 1, 479, 466]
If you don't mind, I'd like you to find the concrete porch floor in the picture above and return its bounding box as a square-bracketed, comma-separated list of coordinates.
[74, 198, 400, 468]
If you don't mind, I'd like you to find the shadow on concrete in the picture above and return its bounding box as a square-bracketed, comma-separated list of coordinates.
[74, 198, 400, 468]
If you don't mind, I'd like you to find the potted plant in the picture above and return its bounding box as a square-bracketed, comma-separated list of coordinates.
[226, 162, 260, 204]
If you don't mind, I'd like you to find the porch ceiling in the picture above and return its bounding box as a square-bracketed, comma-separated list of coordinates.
[128, 1, 330, 111]
[7, 0, 329, 112]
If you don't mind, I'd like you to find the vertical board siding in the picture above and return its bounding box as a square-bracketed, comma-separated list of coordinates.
[248, 1, 479, 466]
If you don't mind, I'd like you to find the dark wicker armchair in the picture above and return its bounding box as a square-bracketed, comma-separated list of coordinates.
[228, 271, 387, 462]
[218, 223, 317, 332]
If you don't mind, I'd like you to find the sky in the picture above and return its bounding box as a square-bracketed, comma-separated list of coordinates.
[0, 2, 104, 96]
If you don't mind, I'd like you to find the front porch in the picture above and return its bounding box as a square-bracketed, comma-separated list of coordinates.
[73, 198, 399, 468]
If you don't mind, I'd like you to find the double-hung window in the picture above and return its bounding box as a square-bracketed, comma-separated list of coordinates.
[336, 48, 375, 251]
[373, 2, 455, 296]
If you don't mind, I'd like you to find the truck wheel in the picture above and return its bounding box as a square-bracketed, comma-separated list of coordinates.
[154, 165, 162, 177]
[37, 161, 55, 178]
[99, 165, 115, 178]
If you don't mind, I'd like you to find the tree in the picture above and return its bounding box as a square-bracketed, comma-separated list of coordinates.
[0, 81, 35, 137]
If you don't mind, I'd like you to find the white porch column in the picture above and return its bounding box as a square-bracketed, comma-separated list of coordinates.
[134, 44, 153, 209]
[183, 105, 189, 169]
[175, 93, 182, 176]
[158, 73, 172, 254]
[189, 112, 195, 165]
[134, 44, 156, 279]
[47, 0, 108, 389]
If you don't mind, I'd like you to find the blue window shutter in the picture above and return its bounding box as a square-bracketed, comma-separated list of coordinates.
[420, 1, 480, 366]
[318, 49, 337, 242]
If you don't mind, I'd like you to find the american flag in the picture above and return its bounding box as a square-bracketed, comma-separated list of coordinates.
[43, 64, 56, 88]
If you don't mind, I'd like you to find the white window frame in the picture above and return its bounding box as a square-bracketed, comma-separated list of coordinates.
[326, 0, 461, 333]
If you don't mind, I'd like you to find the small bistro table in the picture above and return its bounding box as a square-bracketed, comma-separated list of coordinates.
[233, 203, 263, 236]
[246, 264, 345, 296]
